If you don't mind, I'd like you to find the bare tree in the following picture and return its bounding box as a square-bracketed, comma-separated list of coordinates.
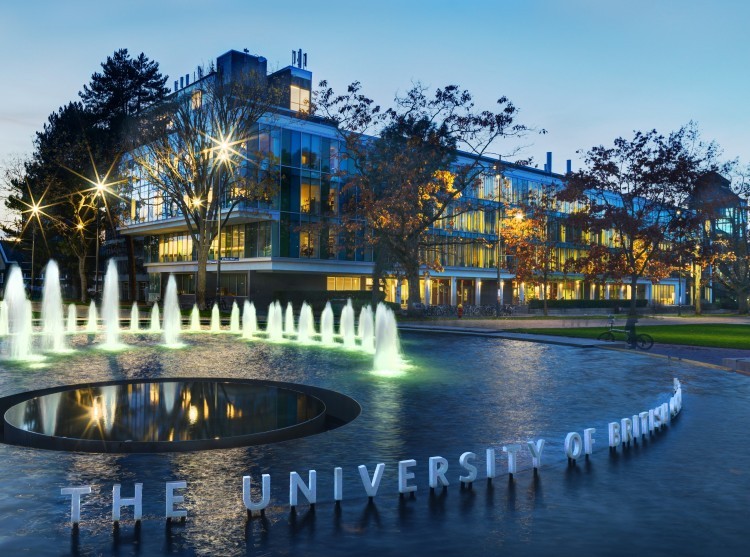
[127, 68, 281, 308]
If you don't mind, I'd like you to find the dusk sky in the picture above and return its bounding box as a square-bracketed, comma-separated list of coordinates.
[1, 0, 748, 176]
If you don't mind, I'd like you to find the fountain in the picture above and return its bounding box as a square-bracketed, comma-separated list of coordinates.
[100, 260, 121, 348]
[339, 299, 356, 349]
[284, 302, 295, 335]
[296, 302, 315, 344]
[190, 304, 201, 331]
[40, 260, 67, 352]
[320, 302, 335, 345]
[210, 304, 221, 332]
[162, 275, 182, 346]
[359, 305, 375, 353]
[374, 303, 402, 371]
[3, 266, 34, 360]
[266, 301, 283, 342]
[86, 301, 98, 333]
[242, 300, 257, 339]
[0, 300, 8, 336]
[66, 303, 77, 334]
[130, 302, 140, 332]
[149, 304, 161, 332]
[230, 301, 240, 333]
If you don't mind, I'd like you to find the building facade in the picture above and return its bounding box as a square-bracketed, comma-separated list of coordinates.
[119, 49, 690, 310]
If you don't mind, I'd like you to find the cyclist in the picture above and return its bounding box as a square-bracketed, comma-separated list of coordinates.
[625, 314, 638, 348]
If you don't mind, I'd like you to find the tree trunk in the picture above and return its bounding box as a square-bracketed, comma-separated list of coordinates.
[629, 276, 639, 316]
[126, 236, 137, 302]
[405, 260, 422, 315]
[692, 264, 702, 315]
[78, 255, 88, 303]
[738, 292, 749, 314]
[196, 244, 210, 310]
[371, 250, 385, 306]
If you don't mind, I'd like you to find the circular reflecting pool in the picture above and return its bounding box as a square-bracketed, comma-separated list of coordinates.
[1, 379, 359, 452]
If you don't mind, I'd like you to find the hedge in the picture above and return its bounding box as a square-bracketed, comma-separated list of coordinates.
[527, 299, 648, 310]
[272, 290, 398, 314]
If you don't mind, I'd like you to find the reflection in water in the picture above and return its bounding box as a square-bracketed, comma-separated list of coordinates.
[6, 381, 323, 443]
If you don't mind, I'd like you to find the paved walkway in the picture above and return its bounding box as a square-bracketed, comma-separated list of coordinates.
[398, 316, 750, 370]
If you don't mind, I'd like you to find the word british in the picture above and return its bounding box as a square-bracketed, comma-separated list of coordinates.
[60, 378, 683, 527]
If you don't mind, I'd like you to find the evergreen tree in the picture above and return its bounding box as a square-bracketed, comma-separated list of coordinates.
[79, 48, 169, 134]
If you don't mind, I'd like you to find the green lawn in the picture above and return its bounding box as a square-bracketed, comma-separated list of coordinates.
[509, 324, 750, 350]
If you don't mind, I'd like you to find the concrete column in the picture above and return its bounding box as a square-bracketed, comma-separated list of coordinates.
[395, 278, 402, 305]
[519, 282, 526, 303]
[605, 285, 610, 300]
[424, 277, 431, 306]
[558, 281, 564, 300]
[450, 277, 457, 306]
[474, 279, 482, 305]
[645, 283, 652, 305]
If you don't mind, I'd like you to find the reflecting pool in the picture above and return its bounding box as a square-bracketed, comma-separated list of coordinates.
[0, 332, 747, 556]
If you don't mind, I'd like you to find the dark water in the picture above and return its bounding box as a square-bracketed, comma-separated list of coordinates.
[0, 332, 747, 556]
[5, 380, 324, 443]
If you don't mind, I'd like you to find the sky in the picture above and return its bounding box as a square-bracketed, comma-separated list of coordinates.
[0, 0, 748, 178]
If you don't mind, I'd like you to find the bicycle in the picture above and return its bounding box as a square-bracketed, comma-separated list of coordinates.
[597, 315, 653, 350]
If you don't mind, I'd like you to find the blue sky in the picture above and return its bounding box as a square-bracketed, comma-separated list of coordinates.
[1, 0, 748, 174]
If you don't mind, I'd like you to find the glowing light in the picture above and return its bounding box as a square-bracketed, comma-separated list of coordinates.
[188, 405, 199, 424]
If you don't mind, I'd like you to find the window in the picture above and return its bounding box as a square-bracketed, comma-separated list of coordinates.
[290, 85, 310, 112]
[300, 178, 321, 214]
[326, 276, 362, 290]
[300, 230, 318, 258]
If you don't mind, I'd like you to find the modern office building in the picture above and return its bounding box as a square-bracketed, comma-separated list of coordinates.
[118, 49, 692, 310]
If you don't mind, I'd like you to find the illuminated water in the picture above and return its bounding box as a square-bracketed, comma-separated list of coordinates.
[339, 299, 356, 349]
[40, 260, 66, 352]
[3, 266, 33, 360]
[0, 331, 747, 555]
[130, 302, 139, 332]
[242, 300, 257, 339]
[320, 302, 335, 345]
[100, 260, 120, 348]
[162, 275, 181, 346]
[229, 302, 240, 333]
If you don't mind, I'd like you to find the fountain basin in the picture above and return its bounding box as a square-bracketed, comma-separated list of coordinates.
[0, 378, 360, 453]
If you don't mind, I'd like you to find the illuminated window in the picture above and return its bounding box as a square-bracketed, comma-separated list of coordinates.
[326, 276, 362, 290]
[290, 85, 310, 112]
[300, 179, 320, 214]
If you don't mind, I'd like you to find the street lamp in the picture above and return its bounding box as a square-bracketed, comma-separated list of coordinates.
[30, 203, 39, 296]
[676, 209, 683, 316]
[215, 140, 231, 306]
[94, 181, 106, 299]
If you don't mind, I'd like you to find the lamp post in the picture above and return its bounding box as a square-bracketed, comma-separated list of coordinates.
[30, 204, 39, 296]
[676, 209, 682, 316]
[496, 220, 504, 318]
[94, 181, 106, 299]
[215, 142, 230, 306]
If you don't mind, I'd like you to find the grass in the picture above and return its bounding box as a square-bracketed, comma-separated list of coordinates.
[508, 323, 750, 350]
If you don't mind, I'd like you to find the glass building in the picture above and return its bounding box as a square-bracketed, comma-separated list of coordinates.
[119, 49, 701, 310]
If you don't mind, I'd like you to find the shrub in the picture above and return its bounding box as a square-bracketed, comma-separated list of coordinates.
[527, 299, 648, 310]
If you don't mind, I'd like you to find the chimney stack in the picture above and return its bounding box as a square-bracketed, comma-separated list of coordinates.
[546, 152, 553, 174]
[566, 159, 572, 174]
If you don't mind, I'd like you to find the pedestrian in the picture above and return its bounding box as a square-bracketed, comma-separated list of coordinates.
[457, 304, 463, 319]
